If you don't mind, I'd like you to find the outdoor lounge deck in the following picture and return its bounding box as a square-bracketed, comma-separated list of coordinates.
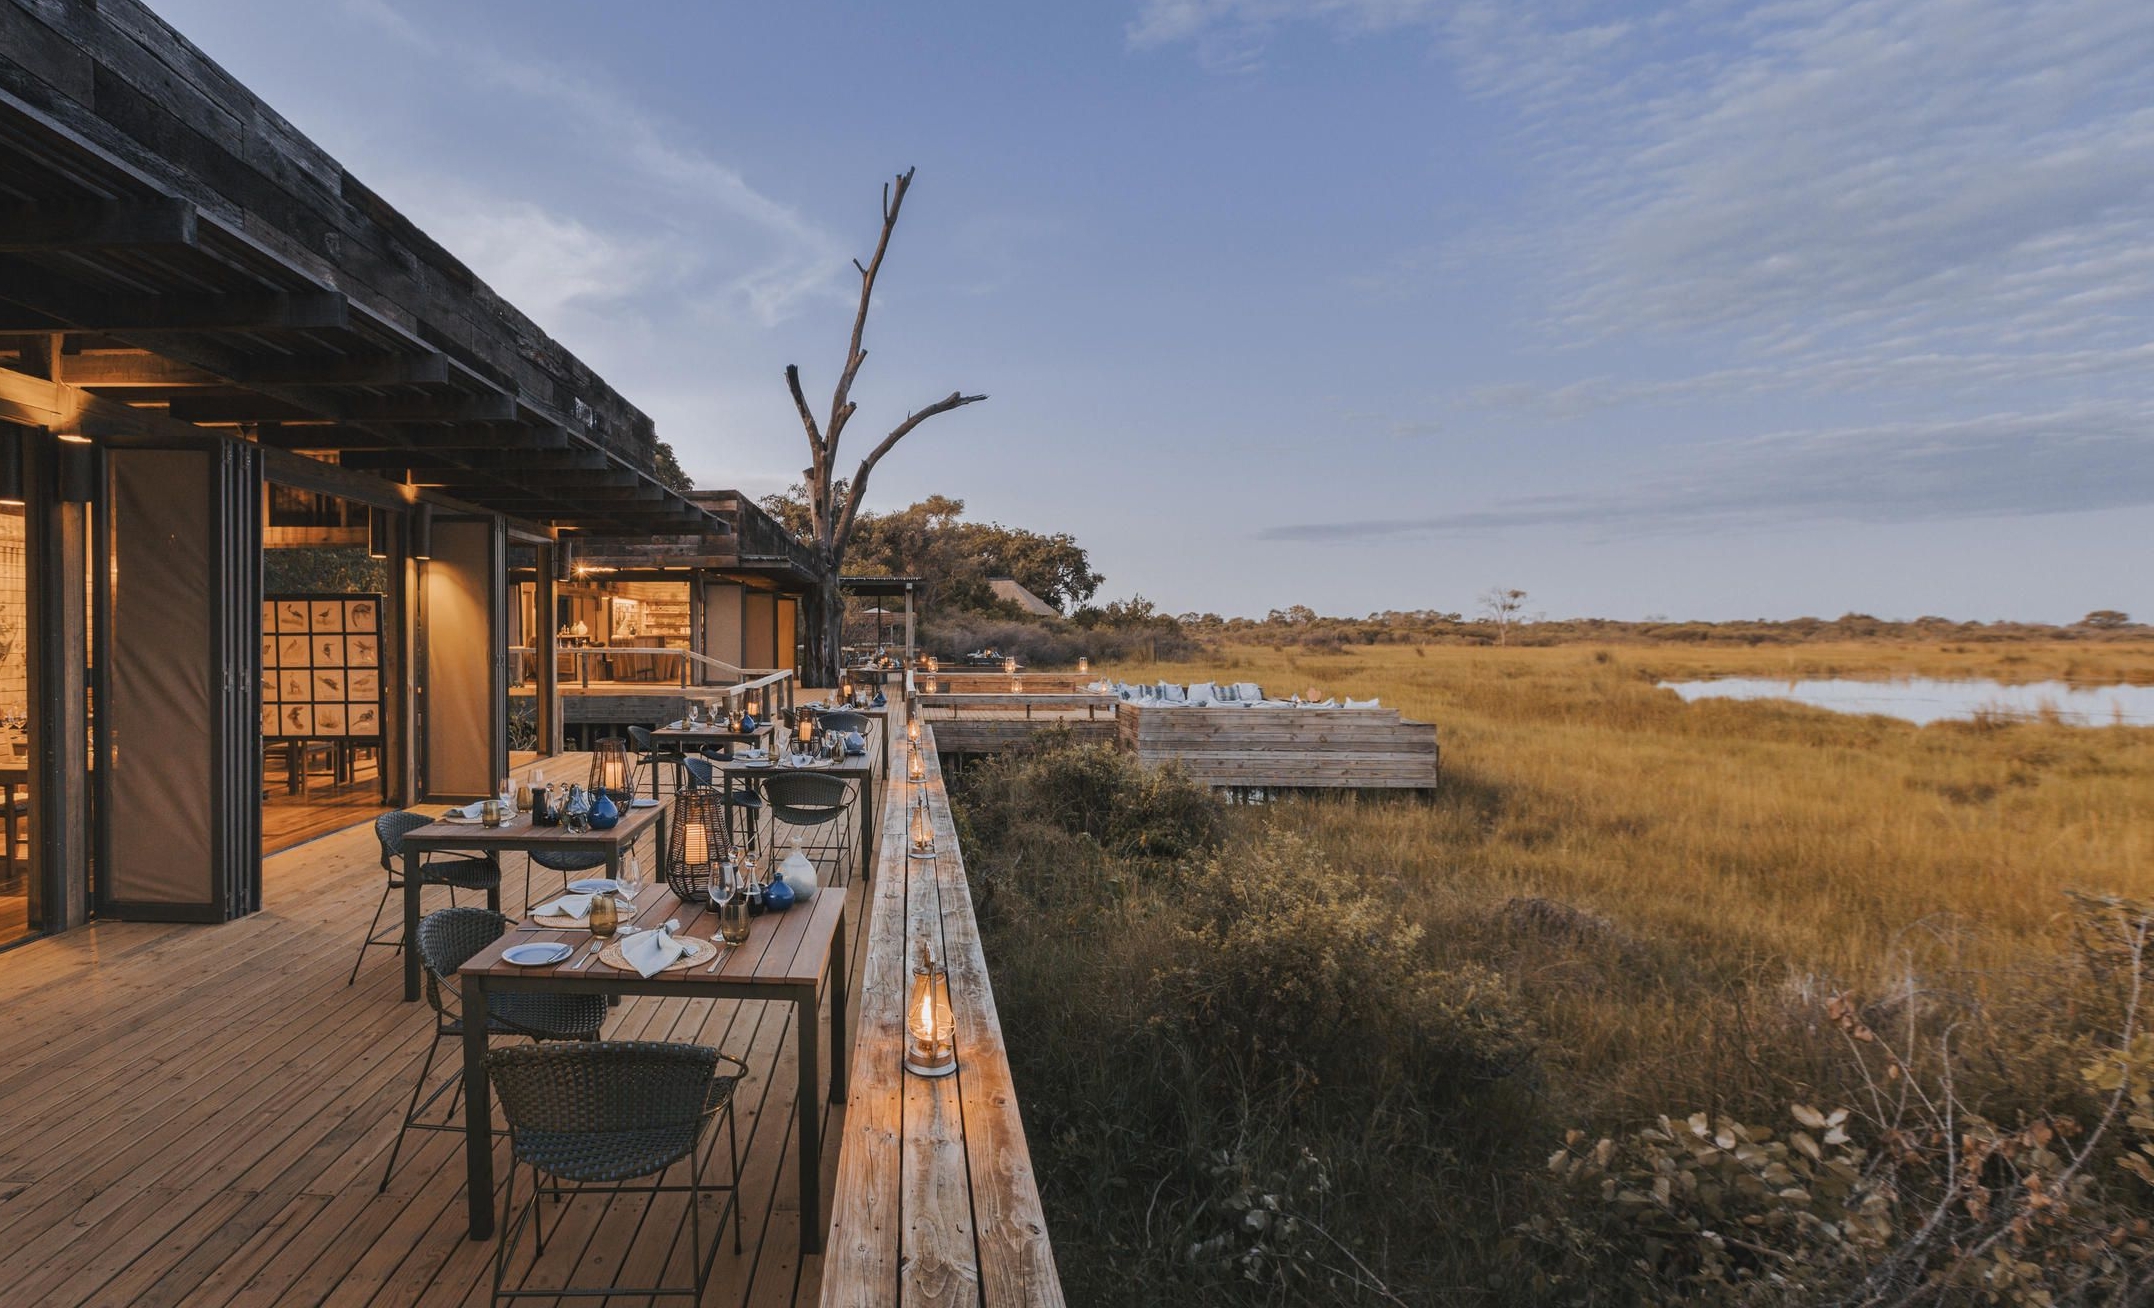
[0, 763, 865, 1306]
[0, 697, 1060, 1307]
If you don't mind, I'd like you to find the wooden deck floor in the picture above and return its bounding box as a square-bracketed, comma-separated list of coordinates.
[0, 778, 872, 1306]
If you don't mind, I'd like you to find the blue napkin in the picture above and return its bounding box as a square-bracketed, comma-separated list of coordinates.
[844, 730, 867, 755]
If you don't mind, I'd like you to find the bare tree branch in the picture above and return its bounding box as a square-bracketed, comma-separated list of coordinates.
[833, 390, 987, 557]
[825, 167, 913, 467]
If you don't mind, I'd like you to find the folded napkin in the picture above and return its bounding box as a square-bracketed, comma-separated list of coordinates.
[534, 892, 594, 921]
[440, 800, 487, 823]
[621, 919, 687, 978]
[738, 746, 769, 760]
[843, 730, 867, 755]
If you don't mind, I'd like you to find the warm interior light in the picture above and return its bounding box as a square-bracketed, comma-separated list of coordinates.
[906, 718, 920, 743]
[903, 942, 956, 1077]
[1077, 657, 1089, 674]
[367, 506, 392, 559]
[907, 746, 925, 783]
[410, 502, 433, 560]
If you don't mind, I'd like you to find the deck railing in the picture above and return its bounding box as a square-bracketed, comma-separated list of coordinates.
[821, 709, 1065, 1305]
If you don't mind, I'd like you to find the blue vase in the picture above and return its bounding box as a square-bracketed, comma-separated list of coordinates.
[589, 791, 620, 830]
[764, 875, 795, 913]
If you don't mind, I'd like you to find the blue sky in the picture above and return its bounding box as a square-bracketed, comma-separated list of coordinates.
[154, 0, 2154, 622]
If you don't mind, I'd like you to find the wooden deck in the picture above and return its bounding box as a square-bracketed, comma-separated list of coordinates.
[0, 754, 870, 1307]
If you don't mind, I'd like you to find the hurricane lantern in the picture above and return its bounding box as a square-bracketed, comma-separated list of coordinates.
[1077, 657, 1089, 674]
[907, 746, 926, 783]
[903, 942, 957, 1078]
[665, 789, 728, 901]
[588, 737, 632, 801]
[906, 717, 921, 744]
[1002, 656, 1017, 675]
[908, 793, 937, 860]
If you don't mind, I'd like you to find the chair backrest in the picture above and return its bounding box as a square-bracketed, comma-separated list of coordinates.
[375, 810, 434, 872]
[627, 725, 655, 756]
[488, 1040, 721, 1139]
[414, 905, 510, 1018]
[680, 755, 715, 790]
[820, 710, 869, 734]
[761, 770, 849, 822]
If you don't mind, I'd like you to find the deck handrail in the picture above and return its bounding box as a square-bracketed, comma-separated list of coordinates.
[821, 708, 1065, 1305]
[509, 645, 791, 692]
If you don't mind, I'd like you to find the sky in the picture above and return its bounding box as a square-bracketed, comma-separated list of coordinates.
[150, 0, 2154, 623]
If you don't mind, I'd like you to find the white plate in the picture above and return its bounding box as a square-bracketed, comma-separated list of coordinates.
[566, 878, 621, 895]
[503, 941, 573, 966]
[630, 797, 661, 809]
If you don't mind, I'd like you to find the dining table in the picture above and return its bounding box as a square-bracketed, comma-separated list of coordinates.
[455, 884, 849, 1250]
[648, 718, 775, 756]
[395, 799, 669, 1002]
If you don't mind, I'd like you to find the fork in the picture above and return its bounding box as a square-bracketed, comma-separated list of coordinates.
[573, 939, 604, 970]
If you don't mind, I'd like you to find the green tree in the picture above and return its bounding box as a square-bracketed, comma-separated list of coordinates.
[651, 440, 692, 493]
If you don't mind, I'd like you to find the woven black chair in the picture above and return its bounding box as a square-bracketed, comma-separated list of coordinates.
[523, 849, 610, 911]
[487, 1040, 747, 1304]
[683, 756, 766, 854]
[626, 725, 688, 800]
[760, 770, 856, 887]
[349, 810, 503, 986]
[379, 907, 607, 1195]
[819, 709, 869, 736]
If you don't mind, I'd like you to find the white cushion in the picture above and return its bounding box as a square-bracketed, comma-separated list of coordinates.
[1233, 682, 1263, 702]
[1345, 697, 1380, 709]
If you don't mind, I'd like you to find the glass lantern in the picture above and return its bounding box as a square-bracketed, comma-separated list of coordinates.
[906, 717, 920, 744]
[1077, 657, 1089, 674]
[1002, 656, 1017, 675]
[588, 737, 633, 802]
[904, 943, 956, 1078]
[907, 745, 926, 784]
[908, 792, 937, 860]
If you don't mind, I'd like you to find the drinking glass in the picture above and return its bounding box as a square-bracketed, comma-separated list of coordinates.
[715, 870, 751, 947]
[588, 891, 620, 939]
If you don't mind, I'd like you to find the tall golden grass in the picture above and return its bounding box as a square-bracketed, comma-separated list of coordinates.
[1098, 641, 2154, 1119]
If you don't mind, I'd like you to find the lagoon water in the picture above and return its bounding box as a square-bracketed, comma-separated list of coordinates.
[1658, 676, 2154, 727]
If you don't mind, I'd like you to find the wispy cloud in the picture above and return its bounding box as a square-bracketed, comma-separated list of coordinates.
[1142, 0, 2154, 540]
[1261, 402, 2154, 541]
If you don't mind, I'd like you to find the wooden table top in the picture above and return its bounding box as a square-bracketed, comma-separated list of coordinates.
[461, 883, 844, 989]
[650, 721, 775, 745]
[399, 800, 667, 851]
[717, 755, 873, 780]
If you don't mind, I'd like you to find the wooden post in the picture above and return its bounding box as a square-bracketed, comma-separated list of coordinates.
[535, 545, 561, 756]
[30, 481, 91, 931]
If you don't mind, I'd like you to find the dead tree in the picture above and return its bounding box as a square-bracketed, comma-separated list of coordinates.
[785, 168, 985, 687]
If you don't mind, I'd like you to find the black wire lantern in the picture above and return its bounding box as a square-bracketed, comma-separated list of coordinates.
[666, 788, 728, 902]
[587, 736, 634, 803]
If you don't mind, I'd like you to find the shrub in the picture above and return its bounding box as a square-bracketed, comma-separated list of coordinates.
[1159, 829, 1533, 1099]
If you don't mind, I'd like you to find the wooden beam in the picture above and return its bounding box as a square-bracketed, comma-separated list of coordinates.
[262, 422, 562, 452]
[0, 259, 350, 333]
[335, 447, 613, 474]
[0, 197, 198, 249]
[166, 389, 516, 425]
[62, 348, 453, 390]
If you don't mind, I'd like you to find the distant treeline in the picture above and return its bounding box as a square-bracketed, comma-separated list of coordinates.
[1175, 606, 2145, 650]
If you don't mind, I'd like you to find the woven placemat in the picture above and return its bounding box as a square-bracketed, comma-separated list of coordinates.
[595, 935, 717, 973]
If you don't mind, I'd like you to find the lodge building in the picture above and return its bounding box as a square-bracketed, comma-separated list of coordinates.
[0, 0, 817, 950]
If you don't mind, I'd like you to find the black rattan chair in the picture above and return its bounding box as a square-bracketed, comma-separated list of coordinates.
[626, 725, 688, 799]
[349, 810, 503, 986]
[523, 849, 609, 911]
[487, 1040, 746, 1304]
[760, 770, 856, 887]
[379, 907, 608, 1194]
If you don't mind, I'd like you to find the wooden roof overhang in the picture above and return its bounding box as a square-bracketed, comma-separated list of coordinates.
[0, 0, 725, 538]
[566, 489, 822, 590]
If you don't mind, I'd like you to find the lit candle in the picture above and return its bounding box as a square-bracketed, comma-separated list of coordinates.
[908, 793, 936, 859]
[907, 746, 926, 783]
